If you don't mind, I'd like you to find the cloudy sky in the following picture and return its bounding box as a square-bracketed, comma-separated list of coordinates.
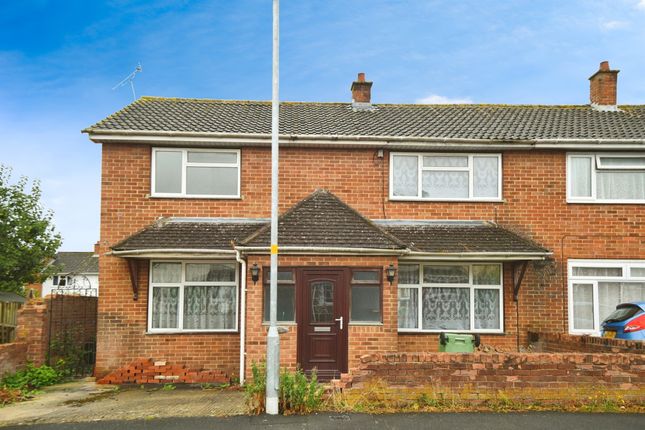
[1, 0, 645, 250]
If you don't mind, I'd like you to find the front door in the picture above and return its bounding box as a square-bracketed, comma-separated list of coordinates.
[298, 268, 348, 381]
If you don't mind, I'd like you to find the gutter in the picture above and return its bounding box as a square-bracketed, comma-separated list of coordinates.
[400, 251, 552, 262]
[233, 246, 410, 256]
[109, 249, 236, 258]
[235, 250, 247, 385]
[85, 130, 645, 150]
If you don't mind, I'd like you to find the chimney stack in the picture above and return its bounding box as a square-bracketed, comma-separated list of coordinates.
[351, 73, 373, 108]
[589, 61, 619, 110]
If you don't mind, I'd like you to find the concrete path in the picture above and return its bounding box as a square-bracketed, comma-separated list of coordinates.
[0, 379, 245, 428]
[1, 412, 644, 430]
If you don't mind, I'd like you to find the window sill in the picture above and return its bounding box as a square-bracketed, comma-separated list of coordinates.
[389, 197, 505, 203]
[149, 194, 242, 200]
[397, 329, 504, 335]
[349, 322, 383, 326]
[146, 329, 239, 335]
[567, 199, 645, 205]
[261, 322, 297, 326]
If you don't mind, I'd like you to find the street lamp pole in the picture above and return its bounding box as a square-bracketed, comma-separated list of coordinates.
[265, 0, 280, 416]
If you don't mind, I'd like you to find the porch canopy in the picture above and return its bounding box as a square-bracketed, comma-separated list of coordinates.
[109, 190, 551, 300]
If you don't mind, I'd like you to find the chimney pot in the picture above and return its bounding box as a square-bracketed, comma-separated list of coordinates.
[351, 72, 373, 105]
[589, 61, 619, 109]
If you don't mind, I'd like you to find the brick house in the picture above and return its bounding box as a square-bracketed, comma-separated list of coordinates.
[84, 62, 645, 383]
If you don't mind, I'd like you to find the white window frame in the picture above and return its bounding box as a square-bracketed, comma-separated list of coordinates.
[151, 148, 241, 199]
[567, 152, 645, 204]
[147, 260, 239, 333]
[389, 152, 503, 202]
[568, 259, 645, 336]
[397, 263, 504, 334]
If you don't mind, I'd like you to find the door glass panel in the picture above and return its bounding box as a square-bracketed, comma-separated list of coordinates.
[310, 281, 334, 323]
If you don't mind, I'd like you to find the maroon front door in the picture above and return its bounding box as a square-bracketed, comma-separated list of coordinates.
[298, 268, 348, 380]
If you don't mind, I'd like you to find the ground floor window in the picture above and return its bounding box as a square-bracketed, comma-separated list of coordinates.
[397, 263, 503, 333]
[148, 261, 238, 332]
[263, 268, 296, 323]
[568, 260, 645, 335]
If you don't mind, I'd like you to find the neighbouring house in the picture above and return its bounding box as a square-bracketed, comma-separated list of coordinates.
[40, 251, 100, 297]
[83, 62, 645, 383]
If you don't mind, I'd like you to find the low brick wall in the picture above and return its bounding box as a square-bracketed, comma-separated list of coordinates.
[347, 352, 644, 391]
[0, 342, 27, 377]
[529, 331, 644, 354]
[97, 358, 230, 385]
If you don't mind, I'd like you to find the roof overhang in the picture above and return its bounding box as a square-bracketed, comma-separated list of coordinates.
[109, 248, 237, 259]
[85, 130, 645, 150]
[400, 251, 552, 262]
[233, 246, 409, 256]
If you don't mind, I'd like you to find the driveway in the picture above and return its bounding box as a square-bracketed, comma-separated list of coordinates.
[0, 379, 245, 428]
[1, 413, 644, 430]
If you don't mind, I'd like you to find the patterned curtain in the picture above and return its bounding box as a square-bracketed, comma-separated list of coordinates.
[422, 287, 470, 330]
[183, 286, 236, 330]
[422, 171, 468, 198]
[473, 156, 499, 198]
[392, 155, 418, 196]
[597, 171, 645, 200]
[474, 289, 500, 329]
[398, 288, 418, 328]
[152, 287, 179, 329]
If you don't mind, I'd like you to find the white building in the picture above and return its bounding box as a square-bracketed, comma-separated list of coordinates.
[41, 252, 99, 297]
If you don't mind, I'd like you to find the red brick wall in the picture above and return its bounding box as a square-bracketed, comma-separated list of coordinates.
[529, 331, 645, 354]
[0, 342, 27, 377]
[352, 352, 644, 391]
[16, 299, 49, 366]
[98, 144, 644, 379]
[243, 255, 398, 380]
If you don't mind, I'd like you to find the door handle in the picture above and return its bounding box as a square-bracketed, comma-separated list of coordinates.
[335, 316, 343, 330]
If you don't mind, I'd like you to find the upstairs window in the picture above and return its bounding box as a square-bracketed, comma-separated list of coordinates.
[568, 153, 645, 203]
[152, 148, 240, 198]
[390, 153, 502, 201]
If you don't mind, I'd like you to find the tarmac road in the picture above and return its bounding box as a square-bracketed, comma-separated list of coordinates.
[2, 412, 644, 430]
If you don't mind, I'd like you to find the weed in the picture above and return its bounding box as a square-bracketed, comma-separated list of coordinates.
[162, 383, 176, 391]
[244, 361, 266, 415]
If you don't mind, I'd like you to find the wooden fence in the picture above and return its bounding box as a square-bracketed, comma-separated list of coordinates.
[0, 301, 21, 343]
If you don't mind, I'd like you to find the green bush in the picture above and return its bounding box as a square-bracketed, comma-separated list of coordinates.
[279, 367, 324, 415]
[1, 364, 62, 392]
[244, 361, 266, 415]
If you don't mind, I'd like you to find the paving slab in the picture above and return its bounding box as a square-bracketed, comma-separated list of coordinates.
[0, 380, 245, 427]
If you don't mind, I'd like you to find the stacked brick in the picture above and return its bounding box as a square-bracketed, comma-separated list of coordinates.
[0, 342, 27, 377]
[16, 299, 49, 366]
[97, 358, 230, 385]
[343, 352, 644, 391]
[529, 331, 645, 354]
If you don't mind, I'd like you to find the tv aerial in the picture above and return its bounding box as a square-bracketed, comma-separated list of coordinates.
[112, 63, 143, 101]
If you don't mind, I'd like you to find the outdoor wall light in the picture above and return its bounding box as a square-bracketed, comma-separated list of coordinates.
[250, 263, 260, 285]
[386, 263, 397, 285]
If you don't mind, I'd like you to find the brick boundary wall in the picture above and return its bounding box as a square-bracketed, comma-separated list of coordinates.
[335, 352, 644, 392]
[529, 331, 645, 354]
[16, 299, 50, 366]
[97, 358, 230, 385]
[0, 342, 27, 377]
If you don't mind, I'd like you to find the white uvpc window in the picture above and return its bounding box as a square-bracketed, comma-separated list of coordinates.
[152, 148, 240, 198]
[568, 260, 645, 335]
[148, 261, 239, 332]
[390, 153, 502, 201]
[567, 153, 645, 203]
[397, 263, 504, 333]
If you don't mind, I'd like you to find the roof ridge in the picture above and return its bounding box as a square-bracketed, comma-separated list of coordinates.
[130, 96, 642, 109]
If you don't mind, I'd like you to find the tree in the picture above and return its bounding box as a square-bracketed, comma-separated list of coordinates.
[0, 165, 62, 295]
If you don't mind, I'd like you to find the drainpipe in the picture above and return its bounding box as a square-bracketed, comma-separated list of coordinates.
[235, 250, 247, 385]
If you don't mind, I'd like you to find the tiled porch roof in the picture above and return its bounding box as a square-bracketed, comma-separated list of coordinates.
[111, 191, 550, 257]
[379, 221, 548, 254]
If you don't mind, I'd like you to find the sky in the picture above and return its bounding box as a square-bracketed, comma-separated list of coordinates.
[1, 0, 645, 251]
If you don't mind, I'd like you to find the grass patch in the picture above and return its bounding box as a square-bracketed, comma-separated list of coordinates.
[324, 379, 645, 414]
